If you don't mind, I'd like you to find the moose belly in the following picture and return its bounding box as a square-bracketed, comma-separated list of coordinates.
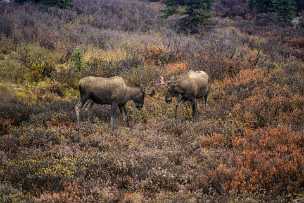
[90, 91, 113, 105]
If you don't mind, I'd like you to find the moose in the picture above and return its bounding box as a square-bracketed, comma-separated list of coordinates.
[75, 76, 154, 130]
[164, 70, 209, 119]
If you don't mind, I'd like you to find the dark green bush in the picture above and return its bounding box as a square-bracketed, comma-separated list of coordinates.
[249, 0, 297, 23]
[0, 16, 12, 37]
[163, 0, 214, 32]
[70, 48, 84, 72]
[15, 0, 72, 9]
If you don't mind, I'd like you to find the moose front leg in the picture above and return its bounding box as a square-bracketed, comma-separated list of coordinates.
[119, 104, 129, 127]
[83, 100, 94, 122]
[191, 98, 198, 120]
[122, 105, 130, 127]
[75, 101, 85, 128]
[174, 95, 183, 119]
[204, 90, 209, 109]
[111, 102, 118, 131]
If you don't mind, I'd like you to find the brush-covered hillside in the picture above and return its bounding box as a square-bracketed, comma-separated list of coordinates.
[0, 0, 304, 202]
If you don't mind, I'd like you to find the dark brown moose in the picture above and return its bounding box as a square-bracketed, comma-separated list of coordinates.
[75, 76, 154, 130]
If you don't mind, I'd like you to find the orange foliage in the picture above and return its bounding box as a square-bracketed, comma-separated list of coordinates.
[35, 181, 82, 203]
[143, 45, 169, 65]
[221, 69, 265, 87]
[165, 62, 188, 75]
[213, 67, 304, 129]
[200, 133, 225, 148]
[201, 55, 244, 79]
[232, 86, 304, 128]
[228, 128, 304, 194]
[286, 37, 304, 49]
[120, 192, 143, 203]
[204, 128, 304, 195]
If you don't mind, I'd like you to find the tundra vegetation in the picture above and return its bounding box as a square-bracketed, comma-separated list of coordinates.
[0, 0, 304, 202]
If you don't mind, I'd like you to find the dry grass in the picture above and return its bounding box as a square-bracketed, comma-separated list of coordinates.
[0, 1, 303, 202]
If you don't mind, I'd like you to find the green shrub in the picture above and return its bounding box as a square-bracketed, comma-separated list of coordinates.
[0, 58, 25, 83]
[70, 47, 84, 72]
[83, 47, 144, 78]
[17, 44, 59, 82]
[0, 182, 29, 203]
[3, 158, 64, 193]
[0, 37, 16, 55]
[0, 84, 32, 130]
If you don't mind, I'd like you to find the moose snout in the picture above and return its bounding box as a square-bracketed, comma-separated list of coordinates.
[165, 96, 172, 103]
[136, 103, 144, 109]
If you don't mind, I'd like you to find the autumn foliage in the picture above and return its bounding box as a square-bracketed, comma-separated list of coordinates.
[0, 0, 304, 202]
[201, 128, 304, 194]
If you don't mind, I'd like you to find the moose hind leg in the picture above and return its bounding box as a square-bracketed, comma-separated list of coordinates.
[83, 100, 93, 111]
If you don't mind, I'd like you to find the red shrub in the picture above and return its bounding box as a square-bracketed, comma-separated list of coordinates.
[286, 37, 304, 49]
[230, 128, 304, 194]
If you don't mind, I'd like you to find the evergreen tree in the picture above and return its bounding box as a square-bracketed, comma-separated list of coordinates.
[15, 0, 72, 8]
[163, 0, 214, 32]
[249, 0, 274, 13]
[162, 0, 180, 18]
[272, 0, 296, 22]
[295, 0, 304, 11]
[249, 0, 297, 22]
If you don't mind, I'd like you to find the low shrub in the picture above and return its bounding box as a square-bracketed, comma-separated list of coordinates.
[15, 0, 72, 9]
[0, 85, 32, 135]
[201, 127, 304, 196]
[214, 0, 248, 17]
[73, 0, 160, 32]
[142, 44, 175, 66]
[0, 57, 25, 83]
[0, 16, 12, 37]
[2, 156, 73, 194]
[230, 128, 304, 194]
[0, 182, 30, 203]
[17, 44, 61, 82]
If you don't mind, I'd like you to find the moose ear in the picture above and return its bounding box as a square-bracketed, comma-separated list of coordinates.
[139, 85, 145, 92]
[135, 81, 141, 88]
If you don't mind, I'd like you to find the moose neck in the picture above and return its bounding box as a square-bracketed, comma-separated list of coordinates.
[126, 86, 141, 100]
